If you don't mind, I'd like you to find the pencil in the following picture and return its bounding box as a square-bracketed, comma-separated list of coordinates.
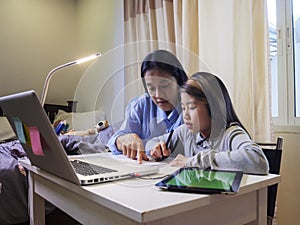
[156, 129, 174, 161]
[165, 129, 174, 148]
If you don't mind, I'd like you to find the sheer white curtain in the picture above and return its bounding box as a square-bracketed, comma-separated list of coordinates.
[123, 0, 272, 141]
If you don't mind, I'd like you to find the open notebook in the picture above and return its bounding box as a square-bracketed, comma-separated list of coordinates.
[0, 90, 158, 185]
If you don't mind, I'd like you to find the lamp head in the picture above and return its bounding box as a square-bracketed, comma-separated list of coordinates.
[40, 52, 102, 106]
[76, 52, 102, 64]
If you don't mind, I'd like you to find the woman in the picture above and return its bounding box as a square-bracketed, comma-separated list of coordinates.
[107, 50, 188, 163]
[146, 72, 269, 175]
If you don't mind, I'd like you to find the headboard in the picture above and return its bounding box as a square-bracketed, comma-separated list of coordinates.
[0, 101, 78, 123]
[43, 101, 78, 123]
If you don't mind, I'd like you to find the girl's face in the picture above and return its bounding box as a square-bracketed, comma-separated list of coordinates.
[144, 69, 179, 112]
[181, 92, 211, 136]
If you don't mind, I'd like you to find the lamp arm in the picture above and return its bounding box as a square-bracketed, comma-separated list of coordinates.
[40, 61, 77, 106]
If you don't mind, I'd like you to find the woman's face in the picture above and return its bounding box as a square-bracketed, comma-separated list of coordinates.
[181, 92, 211, 136]
[144, 69, 179, 112]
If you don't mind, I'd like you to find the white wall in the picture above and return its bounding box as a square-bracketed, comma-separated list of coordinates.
[0, 0, 78, 101]
[0, 0, 124, 122]
[75, 0, 125, 122]
[275, 131, 300, 225]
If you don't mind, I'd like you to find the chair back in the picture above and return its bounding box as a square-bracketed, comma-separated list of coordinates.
[257, 137, 283, 225]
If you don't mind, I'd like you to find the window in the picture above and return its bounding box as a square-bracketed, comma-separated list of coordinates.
[268, 0, 300, 128]
[294, 1, 300, 117]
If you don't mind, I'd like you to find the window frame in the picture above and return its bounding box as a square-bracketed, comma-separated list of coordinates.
[270, 0, 300, 132]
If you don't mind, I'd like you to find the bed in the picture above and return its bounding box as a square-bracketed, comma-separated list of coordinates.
[0, 101, 78, 224]
[0, 101, 117, 224]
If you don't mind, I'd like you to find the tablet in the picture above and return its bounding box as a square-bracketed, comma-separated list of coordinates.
[155, 167, 243, 194]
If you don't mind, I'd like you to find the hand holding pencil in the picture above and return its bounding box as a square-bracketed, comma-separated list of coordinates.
[150, 129, 174, 161]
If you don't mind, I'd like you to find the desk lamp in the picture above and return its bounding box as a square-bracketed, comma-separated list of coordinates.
[40, 52, 101, 106]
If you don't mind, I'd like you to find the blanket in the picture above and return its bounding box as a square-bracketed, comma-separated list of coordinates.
[59, 123, 115, 154]
[0, 140, 29, 224]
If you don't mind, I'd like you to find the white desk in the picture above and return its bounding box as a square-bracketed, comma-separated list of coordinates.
[22, 160, 280, 225]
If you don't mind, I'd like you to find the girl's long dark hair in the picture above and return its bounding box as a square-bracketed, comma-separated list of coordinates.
[181, 72, 249, 137]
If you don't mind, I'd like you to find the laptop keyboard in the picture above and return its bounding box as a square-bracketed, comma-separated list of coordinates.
[71, 160, 118, 176]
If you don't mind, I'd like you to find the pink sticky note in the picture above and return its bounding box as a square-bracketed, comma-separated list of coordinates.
[28, 126, 44, 156]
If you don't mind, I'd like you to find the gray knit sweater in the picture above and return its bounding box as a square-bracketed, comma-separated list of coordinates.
[145, 124, 269, 175]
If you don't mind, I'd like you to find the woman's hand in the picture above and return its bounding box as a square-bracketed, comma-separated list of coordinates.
[170, 154, 188, 167]
[150, 142, 171, 161]
[116, 133, 149, 163]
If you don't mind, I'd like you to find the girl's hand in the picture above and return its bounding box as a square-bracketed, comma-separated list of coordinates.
[150, 142, 171, 161]
[170, 154, 188, 167]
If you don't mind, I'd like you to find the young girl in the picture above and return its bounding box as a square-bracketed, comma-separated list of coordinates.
[146, 72, 269, 175]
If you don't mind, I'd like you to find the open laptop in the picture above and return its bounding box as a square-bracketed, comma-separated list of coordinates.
[0, 90, 158, 185]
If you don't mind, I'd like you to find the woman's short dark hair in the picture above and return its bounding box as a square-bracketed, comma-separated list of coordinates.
[141, 50, 188, 91]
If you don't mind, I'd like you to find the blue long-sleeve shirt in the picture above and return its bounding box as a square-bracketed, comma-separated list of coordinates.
[107, 93, 183, 154]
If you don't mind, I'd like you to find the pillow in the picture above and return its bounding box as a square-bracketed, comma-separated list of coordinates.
[0, 116, 16, 141]
[53, 110, 106, 132]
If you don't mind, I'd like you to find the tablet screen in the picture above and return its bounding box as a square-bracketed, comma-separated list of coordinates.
[155, 167, 243, 194]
